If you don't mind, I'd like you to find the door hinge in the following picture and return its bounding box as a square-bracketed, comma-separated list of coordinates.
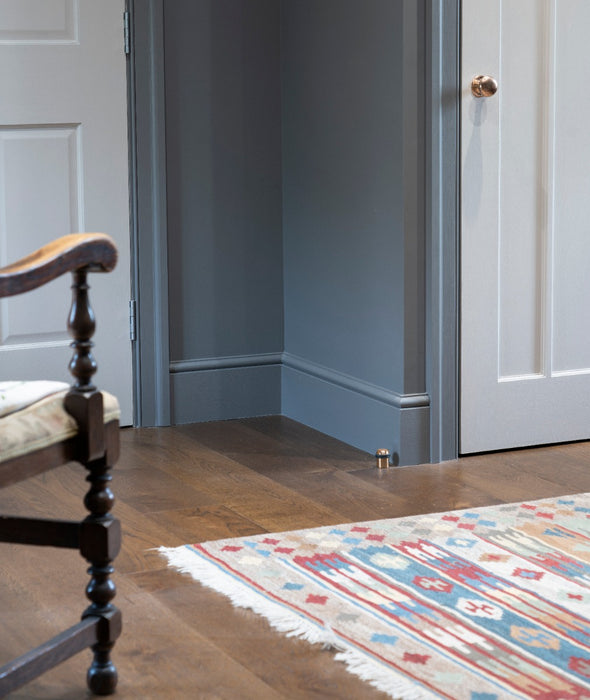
[123, 11, 130, 55]
[129, 299, 137, 341]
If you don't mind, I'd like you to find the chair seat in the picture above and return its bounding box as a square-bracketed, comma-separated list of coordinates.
[0, 381, 120, 463]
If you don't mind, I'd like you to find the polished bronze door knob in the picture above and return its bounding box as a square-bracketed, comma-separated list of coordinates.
[471, 75, 498, 97]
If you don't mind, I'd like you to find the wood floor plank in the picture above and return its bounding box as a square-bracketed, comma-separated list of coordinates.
[2, 417, 590, 698]
[346, 463, 506, 516]
[5, 592, 287, 700]
[181, 416, 376, 474]
[239, 416, 373, 469]
[152, 580, 390, 700]
[268, 468, 408, 522]
[149, 505, 265, 543]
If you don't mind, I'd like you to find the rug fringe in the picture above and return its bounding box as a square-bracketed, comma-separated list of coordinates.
[158, 545, 328, 644]
[334, 647, 435, 700]
[159, 545, 438, 700]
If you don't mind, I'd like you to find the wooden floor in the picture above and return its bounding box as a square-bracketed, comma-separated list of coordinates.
[2, 416, 590, 699]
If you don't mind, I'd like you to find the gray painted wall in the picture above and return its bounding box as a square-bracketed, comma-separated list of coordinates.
[162, 0, 430, 464]
[164, 0, 283, 421]
[281, 0, 404, 387]
[280, 1, 428, 464]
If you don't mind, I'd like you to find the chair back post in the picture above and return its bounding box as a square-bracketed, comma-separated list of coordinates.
[67, 266, 97, 393]
[65, 266, 105, 463]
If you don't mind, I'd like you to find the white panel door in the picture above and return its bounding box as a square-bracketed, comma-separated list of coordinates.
[0, 0, 133, 424]
[461, 0, 590, 453]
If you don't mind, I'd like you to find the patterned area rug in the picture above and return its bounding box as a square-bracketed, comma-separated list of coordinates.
[160, 494, 590, 699]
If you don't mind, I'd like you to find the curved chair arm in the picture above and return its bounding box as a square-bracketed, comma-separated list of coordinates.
[0, 233, 117, 298]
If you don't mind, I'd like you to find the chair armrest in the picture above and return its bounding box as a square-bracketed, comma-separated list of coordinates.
[0, 233, 117, 298]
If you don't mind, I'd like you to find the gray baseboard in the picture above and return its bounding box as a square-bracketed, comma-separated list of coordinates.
[169, 352, 430, 464]
[281, 354, 430, 465]
[170, 358, 281, 424]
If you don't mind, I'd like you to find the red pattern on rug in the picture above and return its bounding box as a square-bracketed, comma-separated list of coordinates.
[161, 494, 590, 699]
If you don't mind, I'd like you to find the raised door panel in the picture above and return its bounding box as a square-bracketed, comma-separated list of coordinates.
[0, 0, 132, 423]
[461, 0, 590, 453]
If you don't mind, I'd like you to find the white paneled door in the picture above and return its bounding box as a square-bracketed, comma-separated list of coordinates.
[0, 0, 133, 423]
[461, 0, 590, 453]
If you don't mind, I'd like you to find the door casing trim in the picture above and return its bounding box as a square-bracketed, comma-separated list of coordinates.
[425, 0, 461, 462]
[128, 0, 171, 427]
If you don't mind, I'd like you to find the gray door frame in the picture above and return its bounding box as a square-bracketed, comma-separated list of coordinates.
[127, 0, 170, 427]
[425, 0, 461, 462]
[127, 0, 462, 462]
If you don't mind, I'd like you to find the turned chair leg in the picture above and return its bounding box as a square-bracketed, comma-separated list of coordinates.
[80, 456, 121, 696]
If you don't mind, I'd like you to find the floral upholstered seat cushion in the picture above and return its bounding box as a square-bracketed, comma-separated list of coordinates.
[0, 381, 120, 463]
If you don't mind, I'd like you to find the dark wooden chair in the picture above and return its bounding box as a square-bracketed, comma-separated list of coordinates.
[0, 234, 122, 697]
